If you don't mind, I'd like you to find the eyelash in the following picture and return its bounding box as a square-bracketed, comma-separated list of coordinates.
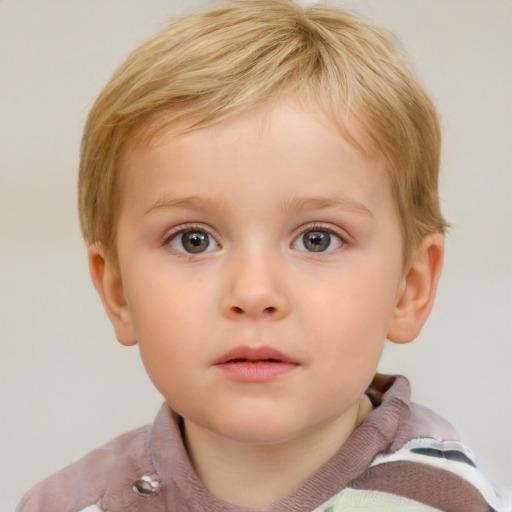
[163, 223, 220, 249]
[293, 223, 347, 251]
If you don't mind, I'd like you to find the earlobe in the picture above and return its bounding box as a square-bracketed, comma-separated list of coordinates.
[387, 233, 444, 344]
[88, 245, 137, 346]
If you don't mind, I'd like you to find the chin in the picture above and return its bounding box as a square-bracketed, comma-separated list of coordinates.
[213, 416, 310, 446]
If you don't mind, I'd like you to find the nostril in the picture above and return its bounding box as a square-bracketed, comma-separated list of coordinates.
[229, 305, 277, 315]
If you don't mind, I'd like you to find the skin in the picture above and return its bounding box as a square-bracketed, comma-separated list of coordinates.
[90, 97, 443, 506]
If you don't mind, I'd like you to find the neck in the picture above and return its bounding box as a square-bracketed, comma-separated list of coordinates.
[183, 395, 372, 507]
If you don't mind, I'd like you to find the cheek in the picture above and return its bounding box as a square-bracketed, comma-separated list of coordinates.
[130, 288, 207, 404]
[123, 272, 214, 368]
[299, 266, 399, 370]
[306, 266, 398, 332]
[125, 264, 212, 329]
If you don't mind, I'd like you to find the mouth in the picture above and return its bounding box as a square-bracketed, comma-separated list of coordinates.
[214, 346, 300, 383]
[215, 346, 298, 365]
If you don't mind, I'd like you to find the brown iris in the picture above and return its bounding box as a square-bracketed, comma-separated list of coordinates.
[302, 230, 331, 252]
[181, 231, 210, 253]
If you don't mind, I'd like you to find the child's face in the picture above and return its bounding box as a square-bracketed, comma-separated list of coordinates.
[111, 98, 407, 445]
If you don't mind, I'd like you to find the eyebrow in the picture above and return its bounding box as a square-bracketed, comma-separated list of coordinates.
[280, 195, 374, 218]
[144, 195, 230, 216]
[144, 194, 373, 218]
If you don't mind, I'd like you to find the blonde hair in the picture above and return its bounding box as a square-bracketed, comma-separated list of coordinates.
[79, 0, 447, 267]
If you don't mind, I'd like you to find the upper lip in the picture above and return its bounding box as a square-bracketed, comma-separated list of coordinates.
[214, 346, 299, 365]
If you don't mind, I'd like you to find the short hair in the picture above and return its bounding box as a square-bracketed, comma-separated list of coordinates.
[78, 0, 448, 268]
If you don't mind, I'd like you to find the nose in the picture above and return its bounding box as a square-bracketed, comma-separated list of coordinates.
[221, 251, 290, 321]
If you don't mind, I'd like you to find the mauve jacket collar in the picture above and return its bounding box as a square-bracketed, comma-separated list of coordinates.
[147, 374, 414, 512]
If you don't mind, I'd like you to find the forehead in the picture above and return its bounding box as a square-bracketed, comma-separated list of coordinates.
[117, 98, 394, 221]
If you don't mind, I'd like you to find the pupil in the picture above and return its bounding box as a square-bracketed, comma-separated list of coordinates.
[182, 231, 209, 253]
[304, 230, 330, 252]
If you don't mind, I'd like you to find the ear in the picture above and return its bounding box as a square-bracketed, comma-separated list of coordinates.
[88, 245, 137, 346]
[387, 233, 444, 344]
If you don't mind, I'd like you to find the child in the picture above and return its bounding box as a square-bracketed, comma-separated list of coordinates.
[17, 1, 509, 511]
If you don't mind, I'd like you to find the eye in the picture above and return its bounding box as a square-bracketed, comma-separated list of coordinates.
[169, 229, 219, 254]
[293, 228, 343, 253]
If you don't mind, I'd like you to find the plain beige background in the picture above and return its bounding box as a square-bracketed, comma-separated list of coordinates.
[1, 0, 511, 510]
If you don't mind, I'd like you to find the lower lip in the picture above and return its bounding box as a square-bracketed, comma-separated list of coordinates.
[215, 361, 299, 383]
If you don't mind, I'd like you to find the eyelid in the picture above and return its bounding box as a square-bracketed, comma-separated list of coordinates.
[295, 222, 347, 240]
[292, 222, 348, 252]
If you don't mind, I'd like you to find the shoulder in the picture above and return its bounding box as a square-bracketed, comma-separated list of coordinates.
[354, 374, 510, 511]
[354, 435, 510, 512]
[17, 425, 153, 512]
[393, 401, 459, 449]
